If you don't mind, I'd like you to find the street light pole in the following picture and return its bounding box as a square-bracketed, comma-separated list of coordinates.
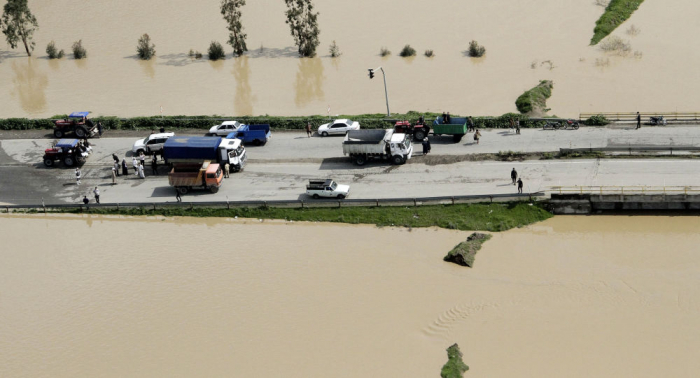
[368, 67, 390, 117]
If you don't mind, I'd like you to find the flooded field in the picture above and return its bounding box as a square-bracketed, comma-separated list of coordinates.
[1, 0, 699, 118]
[2, 214, 700, 377]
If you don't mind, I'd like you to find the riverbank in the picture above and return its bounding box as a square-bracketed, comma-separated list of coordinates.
[36, 202, 553, 232]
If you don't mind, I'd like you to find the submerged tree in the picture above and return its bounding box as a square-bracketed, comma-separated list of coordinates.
[441, 343, 469, 378]
[284, 0, 320, 57]
[220, 0, 247, 56]
[1, 0, 39, 56]
[136, 33, 156, 60]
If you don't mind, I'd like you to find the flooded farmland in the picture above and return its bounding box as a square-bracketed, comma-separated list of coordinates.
[1, 0, 699, 118]
[2, 214, 700, 377]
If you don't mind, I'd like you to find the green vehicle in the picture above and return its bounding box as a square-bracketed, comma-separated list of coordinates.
[432, 116, 467, 142]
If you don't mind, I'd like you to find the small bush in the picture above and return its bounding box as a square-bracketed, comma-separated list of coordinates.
[424, 49, 434, 57]
[136, 33, 156, 60]
[626, 24, 640, 36]
[329, 40, 341, 57]
[441, 344, 469, 378]
[399, 44, 416, 57]
[379, 47, 391, 57]
[208, 41, 225, 60]
[468, 40, 486, 57]
[599, 35, 631, 55]
[584, 114, 609, 126]
[72, 40, 87, 59]
[46, 41, 64, 59]
[189, 49, 203, 59]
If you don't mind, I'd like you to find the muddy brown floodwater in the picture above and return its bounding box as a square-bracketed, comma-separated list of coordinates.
[2, 214, 700, 377]
[1, 0, 699, 118]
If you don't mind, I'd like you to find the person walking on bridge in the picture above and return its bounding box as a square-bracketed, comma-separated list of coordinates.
[517, 178, 524, 194]
[636, 112, 641, 129]
[511, 168, 518, 185]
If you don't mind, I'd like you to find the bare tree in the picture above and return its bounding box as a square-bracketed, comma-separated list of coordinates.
[284, 0, 320, 57]
[221, 0, 247, 56]
[1, 0, 38, 56]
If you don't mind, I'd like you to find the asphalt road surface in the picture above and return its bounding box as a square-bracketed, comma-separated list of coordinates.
[2, 125, 700, 205]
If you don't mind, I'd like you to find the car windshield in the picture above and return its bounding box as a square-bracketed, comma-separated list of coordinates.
[344, 120, 353, 126]
[140, 138, 148, 144]
[330, 182, 337, 190]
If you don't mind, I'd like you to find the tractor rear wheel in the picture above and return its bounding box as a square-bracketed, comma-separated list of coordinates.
[63, 156, 75, 167]
[43, 157, 54, 167]
[54, 129, 64, 138]
[75, 127, 87, 138]
[414, 129, 426, 141]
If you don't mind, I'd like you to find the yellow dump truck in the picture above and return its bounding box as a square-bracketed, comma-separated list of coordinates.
[168, 161, 223, 194]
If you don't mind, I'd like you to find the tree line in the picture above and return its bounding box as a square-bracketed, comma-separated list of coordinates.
[1, 0, 321, 58]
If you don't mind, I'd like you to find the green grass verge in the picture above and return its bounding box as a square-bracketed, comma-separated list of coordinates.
[45, 202, 552, 232]
[441, 343, 469, 378]
[591, 0, 645, 45]
[516, 80, 553, 114]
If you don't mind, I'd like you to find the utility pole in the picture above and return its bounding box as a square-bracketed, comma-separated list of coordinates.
[368, 67, 390, 117]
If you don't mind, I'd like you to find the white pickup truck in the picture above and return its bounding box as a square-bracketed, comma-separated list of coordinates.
[306, 179, 350, 199]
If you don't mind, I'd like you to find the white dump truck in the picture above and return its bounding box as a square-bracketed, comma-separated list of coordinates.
[342, 129, 413, 166]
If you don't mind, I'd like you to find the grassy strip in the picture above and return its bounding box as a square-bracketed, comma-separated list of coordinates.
[515, 80, 553, 114]
[0, 112, 547, 132]
[444, 232, 492, 267]
[591, 0, 645, 45]
[40, 202, 552, 232]
[441, 344, 469, 378]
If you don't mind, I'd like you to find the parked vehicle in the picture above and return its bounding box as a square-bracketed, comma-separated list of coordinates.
[306, 179, 350, 199]
[163, 136, 247, 172]
[43, 139, 88, 167]
[563, 119, 580, 130]
[543, 120, 561, 130]
[132, 132, 175, 155]
[432, 117, 468, 142]
[342, 129, 413, 166]
[168, 161, 223, 194]
[317, 119, 360, 136]
[208, 121, 242, 136]
[226, 124, 271, 146]
[649, 116, 667, 126]
[393, 120, 431, 141]
[53, 111, 98, 139]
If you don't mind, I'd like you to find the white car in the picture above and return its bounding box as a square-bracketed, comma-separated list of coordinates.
[306, 179, 350, 199]
[317, 119, 360, 137]
[132, 132, 175, 154]
[208, 121, 242, 136]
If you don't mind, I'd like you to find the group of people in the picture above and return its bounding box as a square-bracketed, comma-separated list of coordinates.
[511, 168, 524, 194]
[441, 112, 452, 124]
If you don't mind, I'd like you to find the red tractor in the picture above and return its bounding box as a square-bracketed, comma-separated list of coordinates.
[393, 120, 430, 141]
[53, 111, 98, 139]
[43, 139, 88, 167]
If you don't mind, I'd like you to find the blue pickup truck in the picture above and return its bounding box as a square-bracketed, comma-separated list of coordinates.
[226, 124, 271, 146]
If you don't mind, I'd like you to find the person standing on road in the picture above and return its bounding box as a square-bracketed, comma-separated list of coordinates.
[474, 129, 481, 145]
[511, 168, 518, 185]
[516, 120, 521, 135]
[636, 112, 641, 129]
[306, 122, 312, 137]
[132, 157, 139, 173]
[224, 163, 230, 178]
[151, 157, 158, 175]
[139, 152, 146, 167]
[509, 118, 516, 132]
[517, 178, 524, 194]
[82, 195, 89, 206]
[113, 161, 120, 176]
[75, 168, 82, 185]
[121, 159, 129, 176]
[112, 153, 119, 164]
[138, 163, 145, 179]
[175, 189, 182, 202]
[93, 187, 100, 204]
[97, 121, 103, 137]
[468, 116, 475, 133]
[111, 167, 117, 184]
[422, 138, 429, 155]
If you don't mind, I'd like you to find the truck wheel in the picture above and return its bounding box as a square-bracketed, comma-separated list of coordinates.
[321, 131, 328, 137]
[337, 194, 346, 199]
[354, 155, 367, 166]
[210, 186, 220, 193]
[75, 127, 87, 138]
[313, 194, 320, 199]
[177, 187, 189, 195]
[54, 129, 64, 138]
[253, 139, 262, 146]
[392, 155, 404, 165]
[414, 130, 426, 140]
[453, 134, 464, 143]
[43, 157, 54, 167]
